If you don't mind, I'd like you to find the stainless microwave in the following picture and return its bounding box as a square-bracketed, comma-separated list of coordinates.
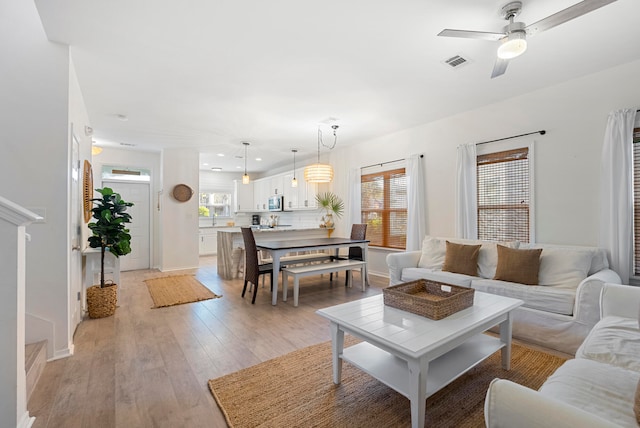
[268, 195, 284, 211]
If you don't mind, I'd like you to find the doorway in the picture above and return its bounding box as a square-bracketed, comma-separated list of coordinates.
[102, 180, 151, 271]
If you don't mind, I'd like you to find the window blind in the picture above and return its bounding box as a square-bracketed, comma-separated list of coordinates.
[477, 147, 530, 242]
[361, 168, 407, 249]
[633, 128, 640, 275]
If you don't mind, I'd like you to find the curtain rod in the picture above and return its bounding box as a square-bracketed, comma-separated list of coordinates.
[476, 130, 546, 146]
[361, 154, 423, 170]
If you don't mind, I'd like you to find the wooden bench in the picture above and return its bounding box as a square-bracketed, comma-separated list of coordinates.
[282, 260, 366, 307]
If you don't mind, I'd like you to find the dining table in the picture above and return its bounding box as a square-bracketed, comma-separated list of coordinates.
[256, 237, 370, 305]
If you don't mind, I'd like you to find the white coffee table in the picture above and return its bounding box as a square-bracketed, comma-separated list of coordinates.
[316, 292, 523, 428]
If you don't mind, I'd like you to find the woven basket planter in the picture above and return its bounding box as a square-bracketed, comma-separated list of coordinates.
[87, 284, 118, 318]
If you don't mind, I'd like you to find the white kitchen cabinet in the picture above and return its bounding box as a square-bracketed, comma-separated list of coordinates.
[282, 172, 299, 210]
[233, 180, 254, 212]
[298, 167, 318, 209]
[199, 228, 217, 255]
[253, 178, 268, 211]
[270, 174, 284, 196]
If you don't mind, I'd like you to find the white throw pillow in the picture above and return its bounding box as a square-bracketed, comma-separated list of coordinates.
[475, 241, 520, 279]
[538, 247, 592, 287]
[417, 236, 446, 269]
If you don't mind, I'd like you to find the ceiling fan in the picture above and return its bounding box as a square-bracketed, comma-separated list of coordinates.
[437, 0, 617, 78]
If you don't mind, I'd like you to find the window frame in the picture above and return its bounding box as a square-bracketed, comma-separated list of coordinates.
[476, 140, 535, 243]
[360, 166, 407, 250]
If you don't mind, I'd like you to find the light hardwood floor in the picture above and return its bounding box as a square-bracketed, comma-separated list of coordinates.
[28, 256, 387, 428]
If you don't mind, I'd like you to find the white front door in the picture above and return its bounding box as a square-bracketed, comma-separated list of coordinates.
[103, 180, 151, 271]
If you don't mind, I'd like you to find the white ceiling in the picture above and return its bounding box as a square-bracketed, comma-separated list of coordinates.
[35, 0, 640, 173]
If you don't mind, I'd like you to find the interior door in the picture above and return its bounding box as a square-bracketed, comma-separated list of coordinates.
[103, 180, 151, 271]
[70, 132, 83, 333]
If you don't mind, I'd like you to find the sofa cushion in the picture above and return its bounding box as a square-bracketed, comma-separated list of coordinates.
[442, 241, 481, 276]
[539, 358, 640, 428]
[417, 236, 519, 279]
[400, 268, 473, 287]
[537, 247, 593, 287]
[575, 316, 640, 373]
[471, 279, 576, 315]
[493, 245, 542, 285]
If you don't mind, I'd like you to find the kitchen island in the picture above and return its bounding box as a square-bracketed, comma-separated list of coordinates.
[216, 226, 332, 279]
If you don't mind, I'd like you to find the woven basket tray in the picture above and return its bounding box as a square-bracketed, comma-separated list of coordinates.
[383, 279, 474, 320]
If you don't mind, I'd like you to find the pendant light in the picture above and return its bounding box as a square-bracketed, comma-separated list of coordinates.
[304, 125, 338, 183]
[242, 142, 250, 184]
[291, 149, 298, 188]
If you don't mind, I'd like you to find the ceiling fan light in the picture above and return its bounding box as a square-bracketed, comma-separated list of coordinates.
[497, 33, 527, 59]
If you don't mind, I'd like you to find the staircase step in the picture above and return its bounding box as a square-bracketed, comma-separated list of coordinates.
[25, 340, 47, 402]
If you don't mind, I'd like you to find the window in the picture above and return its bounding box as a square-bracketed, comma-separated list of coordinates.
[199, 192, 232, 218]
[361, 168, 407, 249]
[633, 128, 640, 275]
[477, 147, 531, 243]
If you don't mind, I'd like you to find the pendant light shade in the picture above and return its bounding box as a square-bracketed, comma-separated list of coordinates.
[304, 164, 333, 183]
[291, 149, 298, 188]
[304, 126, 337, 183]
[242, 142, 250, 184]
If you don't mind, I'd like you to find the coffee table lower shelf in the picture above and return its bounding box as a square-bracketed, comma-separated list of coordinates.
[342, 334, 503, 398]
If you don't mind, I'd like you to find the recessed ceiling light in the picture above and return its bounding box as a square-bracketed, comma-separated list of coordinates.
[217, 153, 224, 157]
[255, 158, 262, 161]
[203, 163, 209, 166]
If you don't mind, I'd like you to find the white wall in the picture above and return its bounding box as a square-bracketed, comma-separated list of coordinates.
[93, 147, 162, 268]
[160, 148, 200, 270]
[327, 60, 640, 275]
[0, 0, 93, 359]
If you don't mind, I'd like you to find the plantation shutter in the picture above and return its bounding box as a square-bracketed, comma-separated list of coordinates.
[633, 128, 640, 274]
[477, 147, 530, 242]
[361, 168, 407, 249]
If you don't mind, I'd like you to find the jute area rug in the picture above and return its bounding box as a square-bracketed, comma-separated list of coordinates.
[208, 336, 566, 428]
[144, 275, 221, 308]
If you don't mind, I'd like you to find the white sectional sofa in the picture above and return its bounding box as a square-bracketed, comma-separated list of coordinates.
[485, 283, 640, 427]
[386, 236, 621, 355]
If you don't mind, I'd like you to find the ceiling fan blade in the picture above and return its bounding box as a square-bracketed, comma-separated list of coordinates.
[438, 29, 505, 41]
[525, 0, 617, 36]
[491, 57, 509, 79]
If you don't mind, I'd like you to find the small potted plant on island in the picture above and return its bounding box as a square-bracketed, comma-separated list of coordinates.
[315, 191, 344, 232]
[86, 187, 134, 318]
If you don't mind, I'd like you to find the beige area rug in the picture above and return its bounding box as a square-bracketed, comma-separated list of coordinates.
[144, 275, 221, 308]
[208, 337, 566, 428]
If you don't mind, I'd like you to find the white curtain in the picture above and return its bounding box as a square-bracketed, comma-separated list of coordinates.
[455, 143, 478, 239]
[406, 154, 426, 251]
[599, 109, 637, 284]
[347, 167, 361, 227]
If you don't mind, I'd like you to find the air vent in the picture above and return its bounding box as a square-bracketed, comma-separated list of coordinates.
[443, 55, 470, 69]
[119, 142, 136, 147]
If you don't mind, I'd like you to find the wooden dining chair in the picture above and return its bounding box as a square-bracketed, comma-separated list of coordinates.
[331, 223, 367, 286]
[241, 227, 275, 304]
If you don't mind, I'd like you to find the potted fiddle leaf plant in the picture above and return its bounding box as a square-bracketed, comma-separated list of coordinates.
[316, 191, 344, 228]
[86, 187, 134, 318]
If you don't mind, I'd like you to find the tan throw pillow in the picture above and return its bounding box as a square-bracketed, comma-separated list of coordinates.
[494, 245, 542, 285]
[442, 241, 481, 276]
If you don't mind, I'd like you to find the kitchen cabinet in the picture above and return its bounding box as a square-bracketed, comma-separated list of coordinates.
[270, 175, 284, 196]
[282, 173, 299, 210]
[233, 180, 254, 212]
[199, 228, 217, 255]
[297, 167, 318, 209]
[253, 178, 268, 211]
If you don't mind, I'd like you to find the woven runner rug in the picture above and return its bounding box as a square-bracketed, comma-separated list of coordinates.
[144, 275, 221, 308]
[208, 337, 566, 428]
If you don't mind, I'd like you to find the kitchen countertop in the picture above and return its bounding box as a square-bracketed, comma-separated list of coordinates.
[216, 226, 329, 233]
